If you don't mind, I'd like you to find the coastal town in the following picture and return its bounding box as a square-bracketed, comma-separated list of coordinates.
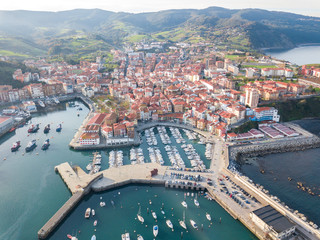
[1, 41, 320, 240]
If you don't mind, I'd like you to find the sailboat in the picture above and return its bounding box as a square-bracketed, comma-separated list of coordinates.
[137, 206, 144, 223]
[179, 210, 187, 230]
[206, 212, 212, 221]
[194, 195, 200, 207]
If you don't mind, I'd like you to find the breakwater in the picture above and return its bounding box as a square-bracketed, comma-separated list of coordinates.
[229, 135, 320, 162]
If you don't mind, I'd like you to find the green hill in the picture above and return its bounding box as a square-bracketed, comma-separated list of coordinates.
[0, 7, 320, 57]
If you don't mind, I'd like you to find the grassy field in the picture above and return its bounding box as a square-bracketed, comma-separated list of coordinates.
[126, 34, 149, 43]
[242, 65, 277, 69]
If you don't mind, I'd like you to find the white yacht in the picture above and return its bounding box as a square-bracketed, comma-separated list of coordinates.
[166, 219, 173, 230]
[181, 201, 188, 208]
[152, 211, 157, 220]
[206, 212, 212, 221]
[190, 219, 198, 229]
[153, 225, 158, 237]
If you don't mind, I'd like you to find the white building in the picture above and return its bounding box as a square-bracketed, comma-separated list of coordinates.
[250, 205, 296, 240]
[261, 68, 294, 78]
[79, 132, 100, 145]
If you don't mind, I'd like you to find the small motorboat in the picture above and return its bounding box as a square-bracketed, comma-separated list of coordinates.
[166, 219, 173, 230]
[91, 235, 96, 240]
[25, 140, 37, 152]
[153, 225, 158, 237]
[206, 212, 212, 221]
[152, 211, 157, 220]
[181, 201, 187, 208]
[121, 234, 126, 240]
[194, 198, 200, 207]
[92, 209, 95, 216]
[93, 220, 97, 226]
[161, 210, 165, 215]
[85, 208, 91, 218]
[190, 219, 198, 229]
[100, 201, 106, 207]
[56, 124, 62, 132]
[137, 235, 144, 240]
[125, 233, 130, 240]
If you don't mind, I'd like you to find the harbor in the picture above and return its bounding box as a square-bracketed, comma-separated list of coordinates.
[1, 99, 320, 240]
[39, 120, 320, 239]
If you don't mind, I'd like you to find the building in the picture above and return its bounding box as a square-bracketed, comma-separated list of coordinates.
[245, 88, 259, 108]
[250, 107, 280, 122]
[0, 116, 14, 134]
[27, 83, 44, 99]
[79, 132, 100, 145]
[250, 205, 296, 240]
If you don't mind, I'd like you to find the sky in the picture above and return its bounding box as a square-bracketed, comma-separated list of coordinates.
[1, 0, 320, 17]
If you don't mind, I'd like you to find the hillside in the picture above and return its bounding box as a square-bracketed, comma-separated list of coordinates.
[0, 7, 320, 57]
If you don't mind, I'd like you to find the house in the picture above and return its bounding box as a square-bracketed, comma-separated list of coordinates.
[79, 132, 100, 145]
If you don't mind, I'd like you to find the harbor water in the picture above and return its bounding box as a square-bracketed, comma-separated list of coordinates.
[0, 101, 257, 240]
[241, 119, 320, 227]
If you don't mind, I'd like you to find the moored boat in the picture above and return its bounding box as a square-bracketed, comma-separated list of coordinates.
[38, 100, 45, 108]
[11, 141, 21, 152]
[56, 124, 62, 132]
[137, 206, 144, 223]
[137, 235, 143, 240]
[91, 235, 96, 240]
[153, 225, 158, 237]
[41, 139, 50, 150]
[93, 220, 97, 226]
[92, 209, 95, 216]
[28, 124, 40, 133]
[166, 219, 173, 230]
[194, 198, 199, 207]
[190, 219, 198, 229]
[181, 201, 187, 208]
[206, 212, 212, 221]
[125, 233, 130, 240]
[100, 201, 106, 207]
[43, 124, 50, 134]
[152, 211, 157, 220]
[179, 210, 187, 230]
[25, 140, 37, 152]
[85, 208, 91, 218]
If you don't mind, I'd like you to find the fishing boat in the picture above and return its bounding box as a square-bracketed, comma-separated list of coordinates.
[91, 235, 96, 240]
[125, 233, 130, 240]
[28, 124, 40, 133]
[85, 208, 91, 218]
[181, 201, 187, 208]
[153, 225, 158, 237]
[100, 201, 106, 207]
[152, 211, 157, 220]
[41, 139, 50, 150]
[179, 211, 187, 230]
[93, 220, 97, 226]
[137, 206, 144, 223]
[43, 124, 50, 134]
[206, 212, 212, 221]
[92, 209, 95, 216]
[166, 219, 173, 230]
[25, 140, 37, 152]
[190, 219, 198, 229]
[137, 235, 144, 240]
[56, 124, 62, 132]
[11, 141, 21, 152]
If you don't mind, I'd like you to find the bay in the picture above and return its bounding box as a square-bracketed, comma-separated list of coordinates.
[264, 45, 320, 65]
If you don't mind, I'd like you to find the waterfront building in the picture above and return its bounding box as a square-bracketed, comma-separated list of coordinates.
[79, 132, 100, 145]
[26, 83, 45, 99]
[245, 88, 259, 108]
[249, 107, 280, 123]
[250, 205, 296, 240]
[22, 101, 37, 112]
[0, 116, 14, 134]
